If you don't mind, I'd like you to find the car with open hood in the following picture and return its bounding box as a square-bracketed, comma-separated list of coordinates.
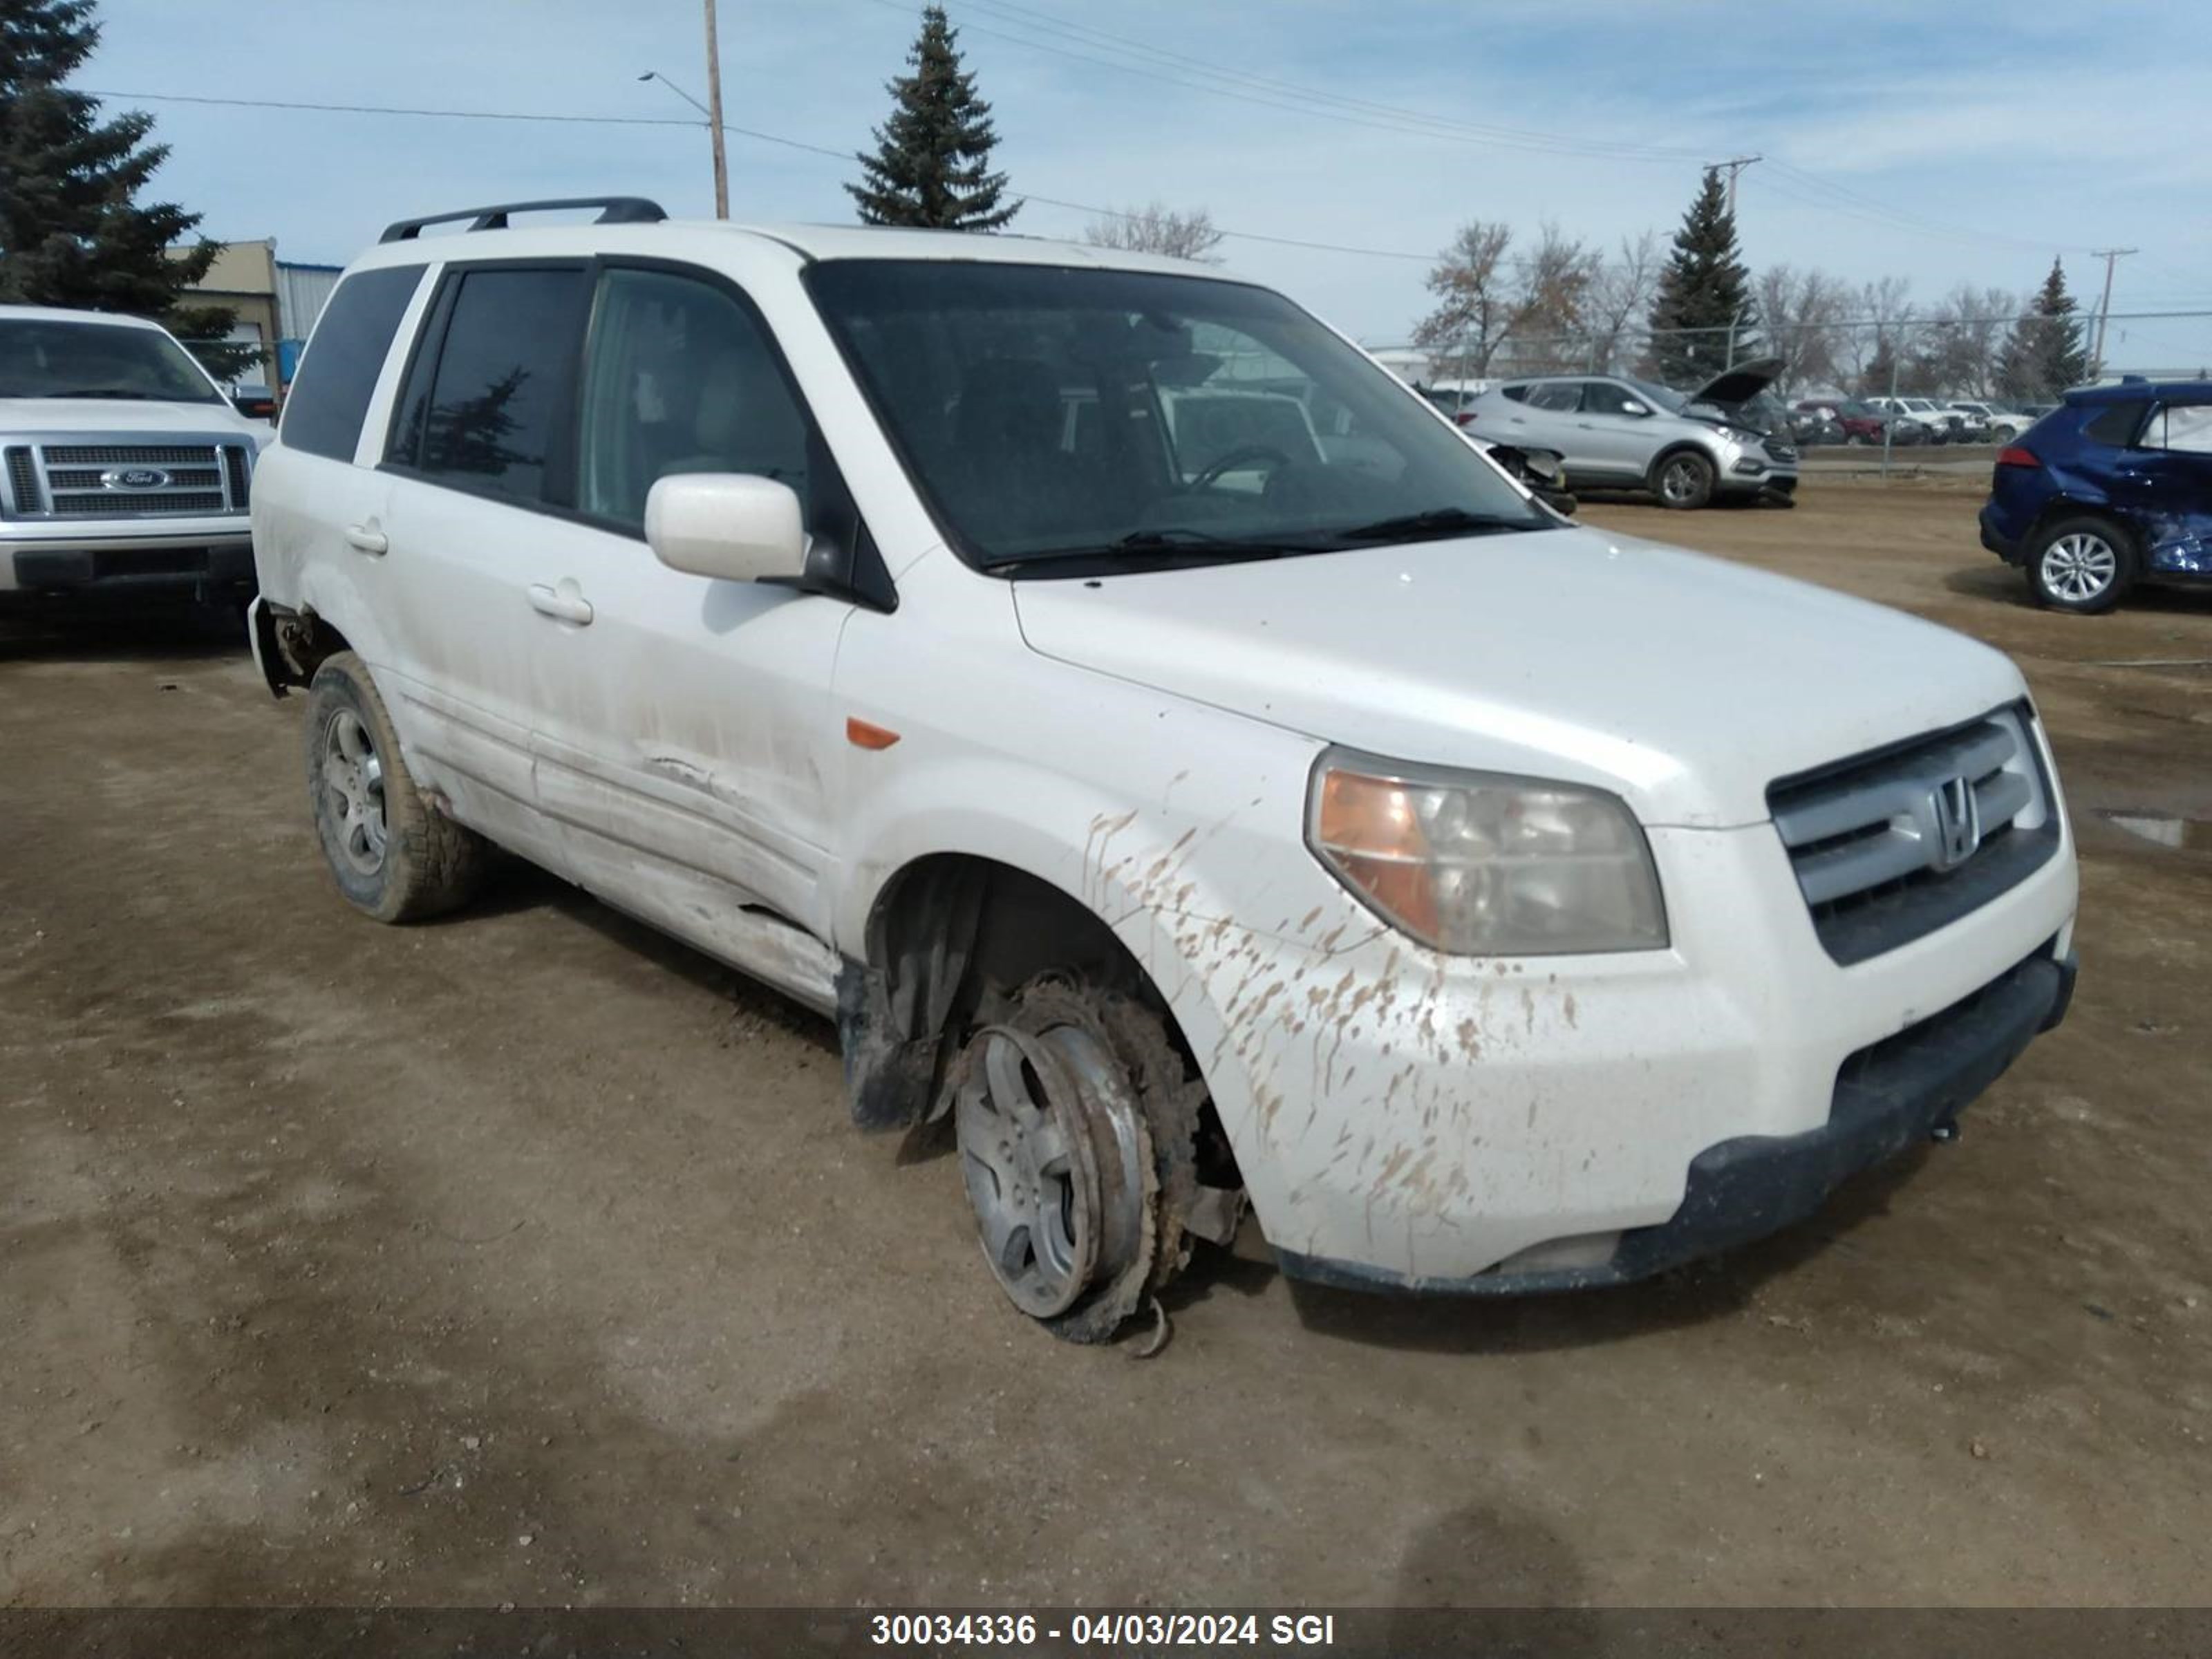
[1463, 360, 1798, 508]
[247, 199, 2078, 1342]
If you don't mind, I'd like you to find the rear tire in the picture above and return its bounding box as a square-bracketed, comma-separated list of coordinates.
[303, 651, 488, 921]
[1651, 449, 1716, 510]
[2025, 515, 2137, 615]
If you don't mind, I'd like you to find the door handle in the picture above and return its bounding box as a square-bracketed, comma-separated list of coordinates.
[344, 523, 388, 555]
[526, 582, 594, 626]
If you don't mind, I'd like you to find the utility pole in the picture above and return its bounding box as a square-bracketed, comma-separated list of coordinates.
[1709, 154, 1761, 216]
[702, 0, 730, 220]
[2089, 247, 2137, 377]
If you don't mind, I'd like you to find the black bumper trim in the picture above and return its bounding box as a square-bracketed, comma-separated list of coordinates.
[8, 543, 255, 597]
[1277, 946, 2075, 1298]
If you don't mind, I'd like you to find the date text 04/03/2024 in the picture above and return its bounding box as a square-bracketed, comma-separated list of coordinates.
[870, 1613, 1339, 1647]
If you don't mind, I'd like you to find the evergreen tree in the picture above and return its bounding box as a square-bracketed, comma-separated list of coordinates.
[0, 0, 247, 373]
[1994, 259, 2090, 401]
[1647, 169, 1756, 386]
[847, 5, 1018, 231]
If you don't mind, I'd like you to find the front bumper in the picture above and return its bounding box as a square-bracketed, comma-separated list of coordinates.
[1279, 945, 2074, 1295]
[2, 527, 256, 599]
[1163, 804, 2079, 1293]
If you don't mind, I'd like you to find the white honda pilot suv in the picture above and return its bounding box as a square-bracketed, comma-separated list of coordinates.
[250, 198, 2079, 1342]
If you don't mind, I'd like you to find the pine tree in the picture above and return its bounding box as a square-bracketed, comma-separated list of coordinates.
[0, 0, 247, 373]
[1994, 259, 2090, 402]
[1647, 169, 1756, 386]
[847, 5, 1018, 231]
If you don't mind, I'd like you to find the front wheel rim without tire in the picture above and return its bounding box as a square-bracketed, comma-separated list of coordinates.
[2041, 532, 2118, 603]
[955, 1022, 1145, 1319]
[322, 708, 388, 875]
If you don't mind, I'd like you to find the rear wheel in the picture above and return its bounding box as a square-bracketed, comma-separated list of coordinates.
[1651, 449, 1715, 509]
[304, 652, 489, 921]
[2026, 515, 2137, 615]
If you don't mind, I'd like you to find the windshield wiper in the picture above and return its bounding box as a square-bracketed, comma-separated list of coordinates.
[1329, 507, 1535, 543]
[42, 388, 151, 400]
[986, 527, 1302, 575]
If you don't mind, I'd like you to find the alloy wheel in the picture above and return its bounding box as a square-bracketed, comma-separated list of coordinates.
[2041, 532, 2118, 604]
[321, 708, 388, 876]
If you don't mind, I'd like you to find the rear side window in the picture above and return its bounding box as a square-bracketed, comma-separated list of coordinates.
[2142, 403, 2212, 454]
[2081, 400, 2146, 446]
[1525, 382, 1583, 413]
[280, 265, 424, 461]
[390, 265, 588, 502]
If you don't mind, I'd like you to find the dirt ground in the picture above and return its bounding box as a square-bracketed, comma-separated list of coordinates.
[3, 478, 2207, 1611]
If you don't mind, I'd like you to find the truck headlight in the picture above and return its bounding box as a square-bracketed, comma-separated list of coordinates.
[1306, 751, 1668, 955]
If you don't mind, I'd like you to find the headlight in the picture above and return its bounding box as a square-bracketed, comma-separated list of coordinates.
[1306, 751, 1667, 955]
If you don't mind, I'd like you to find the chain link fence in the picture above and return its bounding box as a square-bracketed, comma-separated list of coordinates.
[1373, 310, 2212, 407]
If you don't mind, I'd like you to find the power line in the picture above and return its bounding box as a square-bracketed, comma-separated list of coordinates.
[924, 0, 2101, 261]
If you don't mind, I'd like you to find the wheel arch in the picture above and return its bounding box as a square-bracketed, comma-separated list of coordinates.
[835, 847, 1212, 1136]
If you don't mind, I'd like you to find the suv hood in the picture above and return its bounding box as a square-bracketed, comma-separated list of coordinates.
[1011, 526, 2025, 828]
[1687, 356, 1783, 407]
[0, 395, 263, 440]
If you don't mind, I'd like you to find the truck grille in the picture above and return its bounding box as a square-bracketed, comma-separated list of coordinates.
[0, 436, 252, 521]
[1768, 704, 2061, 966]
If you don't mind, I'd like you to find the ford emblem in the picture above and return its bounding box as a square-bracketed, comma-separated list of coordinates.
[102, 467, 171, 490]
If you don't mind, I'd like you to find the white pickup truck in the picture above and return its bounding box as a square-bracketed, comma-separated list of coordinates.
[249, 199, 2079, 1341]
[1, 305, 271, 608]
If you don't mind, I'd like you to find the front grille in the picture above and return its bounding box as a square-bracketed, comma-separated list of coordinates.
[48, 467, 221, 489]
[222, 444, 251, 508]
[1769, 704, 2062, 965]
[4, 446, 39, 514]
[49, 489, 227, 516]
[0, 436, 247, 522]
[43, 444, 216, 466]
[1763, 438, 1799, 464]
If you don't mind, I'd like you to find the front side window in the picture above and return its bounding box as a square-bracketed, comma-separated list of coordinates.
[281, 265, 424, 461]
[806, 260, 1548, 572]
[0, 317, 222, 405]
[391, 266, 587, 500]
[575, 268, 811, 531]
[1583, 381, 1646, 417]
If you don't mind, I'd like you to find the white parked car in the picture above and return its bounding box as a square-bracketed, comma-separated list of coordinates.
[1, 305, 272, 608]
[250, 198, 2080, 1340]
[1944, 400, 2028, 441]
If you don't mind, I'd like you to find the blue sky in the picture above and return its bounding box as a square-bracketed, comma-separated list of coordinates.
[83, 0, 2212, 360]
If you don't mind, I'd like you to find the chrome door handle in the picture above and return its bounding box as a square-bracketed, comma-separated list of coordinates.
[344, 523, 388, 555]
[526, 582, 594, 625]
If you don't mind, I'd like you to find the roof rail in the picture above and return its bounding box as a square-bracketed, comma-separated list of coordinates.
[379, 196, 668, 244]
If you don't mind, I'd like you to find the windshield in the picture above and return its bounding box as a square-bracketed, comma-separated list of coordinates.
[805, 261, 1550, 572]
[0, 317, 223, 403]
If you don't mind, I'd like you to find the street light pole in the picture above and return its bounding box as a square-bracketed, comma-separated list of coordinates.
[702, 0, 729, 220]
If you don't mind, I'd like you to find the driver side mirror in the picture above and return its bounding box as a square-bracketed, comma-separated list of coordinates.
[1618, 400, 1649, 418]
[645, 474, 809, 583]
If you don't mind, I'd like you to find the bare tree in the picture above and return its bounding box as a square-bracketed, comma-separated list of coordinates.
[1504, 221, 1601, 372]
[1082, 202, 1226, 263]
[1755, 264, 1852, 391]
[1412, 220, 1516, 377]
[1846, 275, 1914, 386]
[1908, 283, 2016, 396]
[1583, 230, 1660, 375]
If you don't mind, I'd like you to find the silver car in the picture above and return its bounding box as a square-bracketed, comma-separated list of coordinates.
[1464, 362, 1799, 509]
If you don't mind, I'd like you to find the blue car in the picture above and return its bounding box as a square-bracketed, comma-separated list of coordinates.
[1978, 378, 2212, 612]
